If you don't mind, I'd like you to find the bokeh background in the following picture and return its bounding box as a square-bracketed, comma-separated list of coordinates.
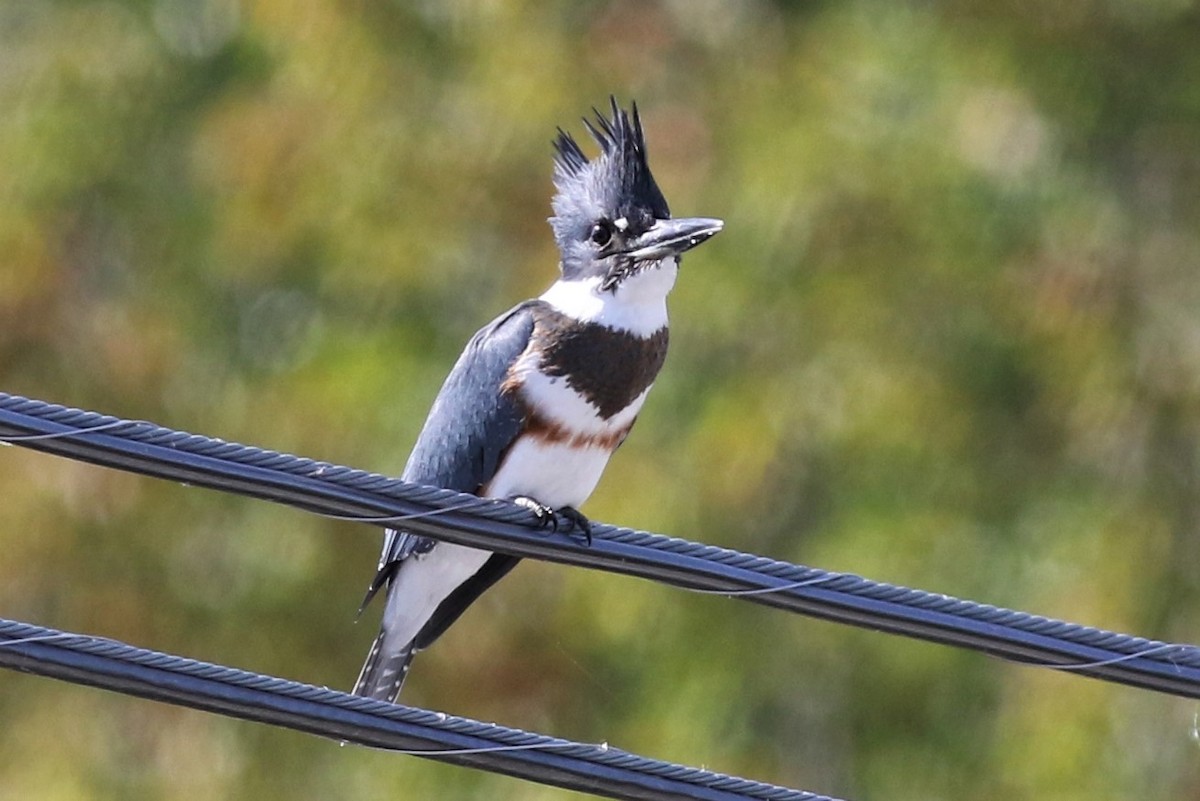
[3, 1, 1200, 799]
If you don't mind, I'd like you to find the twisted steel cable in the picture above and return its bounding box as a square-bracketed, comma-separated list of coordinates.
[2, 391, 1199, 701]
[0, 618, 830, 801]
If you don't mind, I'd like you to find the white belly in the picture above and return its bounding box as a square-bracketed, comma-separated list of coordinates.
[381, 412, 620, 651]
[381, 358, 645, 650]
[379, 435, 613, 652]
[484, 436, 613, 510]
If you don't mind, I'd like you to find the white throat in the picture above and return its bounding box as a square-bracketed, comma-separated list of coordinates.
[539, 257, 677, 336]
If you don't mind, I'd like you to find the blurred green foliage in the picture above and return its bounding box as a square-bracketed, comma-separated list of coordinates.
[2, 1, 1200, 799]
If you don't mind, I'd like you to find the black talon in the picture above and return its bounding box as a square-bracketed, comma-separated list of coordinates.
[556, 506, 593, 546]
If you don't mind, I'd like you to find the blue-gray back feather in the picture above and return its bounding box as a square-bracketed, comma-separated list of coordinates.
[360, 302, 538, 619]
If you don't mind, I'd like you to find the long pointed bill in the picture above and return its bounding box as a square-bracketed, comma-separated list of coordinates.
[624, 217, 724, 261]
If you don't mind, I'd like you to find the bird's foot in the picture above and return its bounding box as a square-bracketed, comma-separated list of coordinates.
[556, 505, 592, 546]
[511, 495, 556, 528]
[511, 496, 592, 545]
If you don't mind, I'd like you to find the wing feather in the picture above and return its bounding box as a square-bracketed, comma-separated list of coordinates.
[354, 302, 540, 700]
[363, 302, 537, 606]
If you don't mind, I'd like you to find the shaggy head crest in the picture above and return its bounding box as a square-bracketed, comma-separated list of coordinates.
[549, 98, 670, 256]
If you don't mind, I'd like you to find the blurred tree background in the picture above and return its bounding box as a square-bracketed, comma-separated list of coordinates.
[2, 1, 1200, 799]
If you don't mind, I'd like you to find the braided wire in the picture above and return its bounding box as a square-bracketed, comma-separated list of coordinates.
[2, 391, 1200, 700]
[0, 619, 828, 801]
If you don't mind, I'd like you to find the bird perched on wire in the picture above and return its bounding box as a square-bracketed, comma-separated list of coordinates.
[353, 98, 723, 703]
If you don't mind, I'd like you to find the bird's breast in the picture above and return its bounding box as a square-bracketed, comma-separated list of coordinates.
[485, 367, 647, 508]
[512, 304, 669, 420]
[485, 305, 668, 508]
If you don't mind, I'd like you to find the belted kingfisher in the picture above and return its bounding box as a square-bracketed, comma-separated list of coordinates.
[353, 98, 723, 703]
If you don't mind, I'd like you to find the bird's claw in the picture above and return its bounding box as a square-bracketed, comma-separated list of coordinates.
[511, 496, 592, 545]
[556, 505, 593, 546]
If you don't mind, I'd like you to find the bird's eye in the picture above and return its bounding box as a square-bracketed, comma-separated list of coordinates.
[589, 221, 613, 247]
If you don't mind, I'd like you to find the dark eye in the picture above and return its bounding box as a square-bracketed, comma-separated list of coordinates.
[589, 221, 613, 247]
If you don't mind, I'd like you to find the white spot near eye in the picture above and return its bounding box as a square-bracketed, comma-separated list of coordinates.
[614, 217, 629, 232]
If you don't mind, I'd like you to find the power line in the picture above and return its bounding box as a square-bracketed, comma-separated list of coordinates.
[0, 618, 830, 801]
[1, 389, 1199, 703]
[3, 391, 1200, 798]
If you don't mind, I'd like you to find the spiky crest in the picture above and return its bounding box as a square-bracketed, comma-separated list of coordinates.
[549, 98, 669, 266]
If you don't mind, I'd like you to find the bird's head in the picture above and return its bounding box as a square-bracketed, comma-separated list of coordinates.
[549, 99, 723, 302]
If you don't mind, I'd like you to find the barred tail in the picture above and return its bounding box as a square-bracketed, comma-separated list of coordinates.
[352, 628, 416, 703]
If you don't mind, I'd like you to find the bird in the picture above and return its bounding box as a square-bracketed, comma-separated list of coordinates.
[352, 98, 723, 703]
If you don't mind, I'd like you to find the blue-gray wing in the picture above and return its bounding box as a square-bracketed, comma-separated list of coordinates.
[401, 301, 538, 492]
[363, 301, 538, 602]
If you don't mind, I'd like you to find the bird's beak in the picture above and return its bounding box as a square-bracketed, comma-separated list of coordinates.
[623, 217, 724, 261]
